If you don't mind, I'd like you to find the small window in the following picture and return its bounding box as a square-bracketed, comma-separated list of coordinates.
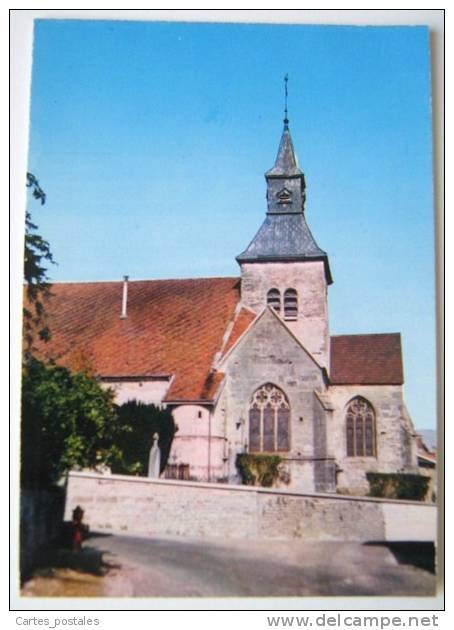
[267, 288, 281, 314]
[165, 463, 190, 480]
[284, 288, 298, 320]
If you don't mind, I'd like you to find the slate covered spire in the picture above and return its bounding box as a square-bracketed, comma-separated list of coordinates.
[236, 109, 332, 283]
[265, 122, 304, 178]
[266, 75, 303, 179]
[263, 120, 306, 214]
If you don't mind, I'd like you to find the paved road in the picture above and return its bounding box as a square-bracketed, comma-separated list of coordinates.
[76, 533, 436, 598]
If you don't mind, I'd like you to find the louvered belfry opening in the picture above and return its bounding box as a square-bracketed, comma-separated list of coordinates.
[346, 397, 376, 457]
[248, 383, 290, 453]
[267, 288, 281, 314]
[284, 288, 298, 320]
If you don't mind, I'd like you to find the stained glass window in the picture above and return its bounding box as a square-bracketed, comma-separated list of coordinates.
[248, 384, 290, 452]
[345, 397, 376, 457]
[346, 414, 355, 456]
[249, 404, 261, 452]
[365, 414, 374, 456]
[277, 405, 290, 450]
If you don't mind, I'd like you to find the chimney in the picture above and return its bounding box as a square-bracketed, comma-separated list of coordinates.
[120, 275, 129, 319]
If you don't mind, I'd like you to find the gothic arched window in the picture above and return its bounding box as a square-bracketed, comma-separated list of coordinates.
[284, 288, 298, 320]
[248, 383, 290, 452]
[267, 288, 281, 314]
[346, 397, 376, 457]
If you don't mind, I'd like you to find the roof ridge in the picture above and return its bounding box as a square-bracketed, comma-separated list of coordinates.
[331, 332, 401, 338]
[46, 275, 240, 285]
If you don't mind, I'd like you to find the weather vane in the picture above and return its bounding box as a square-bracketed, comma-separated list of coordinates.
[284, 74, 289, 126]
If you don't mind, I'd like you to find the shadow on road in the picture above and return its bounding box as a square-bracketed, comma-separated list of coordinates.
[20, 545, 122, 598]
[54, 546, 120, 575]
[27, 543, 121, 582]
[364, 542, 435, 574]
[21, 520, 117, 585]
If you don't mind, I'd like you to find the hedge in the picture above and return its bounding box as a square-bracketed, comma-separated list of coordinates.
[366, 472, 430, 501]
[236, 453, 282, 488]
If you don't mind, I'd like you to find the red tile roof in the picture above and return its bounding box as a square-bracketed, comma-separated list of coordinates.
[416, 436, 436, 462]
[330, 333, 403, 385]
[28, 278, 404, 399]
[31, 277, 241, 402]
[221, 307, 257, 358]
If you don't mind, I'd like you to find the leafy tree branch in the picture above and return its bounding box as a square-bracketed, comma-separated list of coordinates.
[23, 173, 56, 353]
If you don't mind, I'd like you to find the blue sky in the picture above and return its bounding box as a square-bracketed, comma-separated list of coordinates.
[26, 19, 435, 430]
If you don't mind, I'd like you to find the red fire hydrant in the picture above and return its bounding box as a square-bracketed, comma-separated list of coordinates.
[71, 505, 85, 551]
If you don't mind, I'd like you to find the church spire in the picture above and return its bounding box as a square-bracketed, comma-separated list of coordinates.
[236, 92, 332, 284]
[266, 124, 303, 178]
[266, 76, 303, 179]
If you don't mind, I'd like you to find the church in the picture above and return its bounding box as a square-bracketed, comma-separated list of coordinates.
[36, 113, 418, 496]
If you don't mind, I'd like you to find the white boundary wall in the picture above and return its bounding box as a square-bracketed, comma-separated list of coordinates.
[65, 471, 436, 542]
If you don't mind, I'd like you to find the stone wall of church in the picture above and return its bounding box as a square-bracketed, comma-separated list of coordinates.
[100, 378, 170, 406]
[313, 393, 336, 493]
[327, 385, 418, 495]
[239, 261, 330, 368]
[170, 404, 227, 482]
[219, 308, 328, 492]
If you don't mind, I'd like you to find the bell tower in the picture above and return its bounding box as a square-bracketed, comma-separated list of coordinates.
[236, 79, 333, 368]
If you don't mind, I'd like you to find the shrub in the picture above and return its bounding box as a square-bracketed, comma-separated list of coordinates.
[366, 472, 430, 501]
[236, 453, 283, 488]
[111, 401, 177, 476]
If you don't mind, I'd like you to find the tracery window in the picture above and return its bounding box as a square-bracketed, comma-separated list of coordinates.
[346, 397, 376, 457]
[267, 288, 281, 314]
[284, 288, 298, 319]
[248, 383, 290, 452]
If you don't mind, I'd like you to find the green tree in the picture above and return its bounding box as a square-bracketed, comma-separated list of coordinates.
[21, 174, 122, 489]
[111, 401, 177, 476]
[23, 173, 56, 353]
[21, 357, 122, 488]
